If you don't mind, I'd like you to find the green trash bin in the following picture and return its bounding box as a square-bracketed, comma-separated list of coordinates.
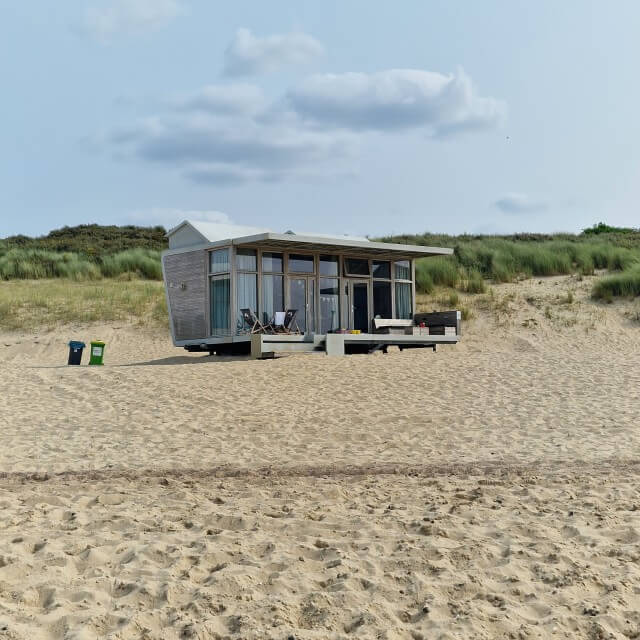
[89, 340, 106, 365]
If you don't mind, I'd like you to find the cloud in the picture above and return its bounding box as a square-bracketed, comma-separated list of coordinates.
[110, 110, 355, 185]
[82, 0, 184, 40]
[494, 193, 548, 214]
[102, 48, 505, 185]
[174, 84, 266, 116]
[223, 28, 324, 76]
[126, 208, 232, 228]
[287, 68, 505, 136]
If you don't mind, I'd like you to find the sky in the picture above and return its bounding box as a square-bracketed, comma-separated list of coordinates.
[1, 0, 639, 238]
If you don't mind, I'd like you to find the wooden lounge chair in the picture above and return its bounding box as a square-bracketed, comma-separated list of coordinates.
[274, 309, 300, 334]
[240, 308, 273, 334]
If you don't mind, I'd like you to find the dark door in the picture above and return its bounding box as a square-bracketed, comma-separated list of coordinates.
[353, 282, 369, 332]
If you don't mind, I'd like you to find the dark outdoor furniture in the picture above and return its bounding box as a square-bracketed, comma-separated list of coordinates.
[273, 309, 300, 334]
[240, 308, 274, 334]
[413, 310, 461, 336]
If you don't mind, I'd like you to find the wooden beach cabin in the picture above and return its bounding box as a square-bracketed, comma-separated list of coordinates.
[162, 220, 460, 356]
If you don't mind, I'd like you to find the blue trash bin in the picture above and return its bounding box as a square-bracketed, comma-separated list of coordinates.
[68, 341, 86, 365]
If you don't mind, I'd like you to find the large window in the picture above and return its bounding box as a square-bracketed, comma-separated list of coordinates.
[210, 248, 231, 335]
[262, 275, 284, 325]
[289, 254, 314, 273]
[395, 282, 412, 319]
[319, 278, 340, 333]
[344, 258, 370, 276]
[210, 248, 229, 273]
[210, 276, 230, 334]
[319, 255, 339, 276]
[373, 281, 392, 318]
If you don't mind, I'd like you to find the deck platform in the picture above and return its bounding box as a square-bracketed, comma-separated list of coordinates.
[250, 332, 459, 358]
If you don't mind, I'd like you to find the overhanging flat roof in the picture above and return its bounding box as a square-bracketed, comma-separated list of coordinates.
[231, 232, 452, 258]
[165, 219, 452, 257]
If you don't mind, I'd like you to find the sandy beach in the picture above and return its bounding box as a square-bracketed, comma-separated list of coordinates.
[1, 276, 640, 639]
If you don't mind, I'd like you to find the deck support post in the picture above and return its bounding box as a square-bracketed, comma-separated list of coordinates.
[325, 333, 345, 357]
[250, 333, 263, 359]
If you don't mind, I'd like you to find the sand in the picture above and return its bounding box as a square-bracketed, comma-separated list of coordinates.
[1, 275, 639, 639]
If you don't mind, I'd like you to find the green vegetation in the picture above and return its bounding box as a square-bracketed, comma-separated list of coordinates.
[415, 257, 459, 288]
[0, 248, 163, 281]
[592, 267, 640, 301]
[0, 225, 167, 281]
[582, 222, 638, 236]
[99, 249, 163, 280]
[461, 270, 486, 294]
[382, 227, 640, 300]
[2, 223, 639, 307]
[0, 279, 167, 330]
[1, 224, 167, 254]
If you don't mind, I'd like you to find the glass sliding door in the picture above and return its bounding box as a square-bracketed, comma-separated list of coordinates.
[319, 278, 340, 333]
[210, 275, 230, 335]
[288, 277, 315, 333]
[288, 278, 307, 333]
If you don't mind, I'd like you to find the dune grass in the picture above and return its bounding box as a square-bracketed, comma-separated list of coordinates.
[0, 248, 164, 281]
[592, 267, 640, 301]
[0, 279, 167, 331]
[411, 238, 640, 298]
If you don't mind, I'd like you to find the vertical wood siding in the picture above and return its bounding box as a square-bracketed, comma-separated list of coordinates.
[163, 251, 207, 340]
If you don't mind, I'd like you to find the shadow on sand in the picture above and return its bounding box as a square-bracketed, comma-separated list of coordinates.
[29, 354, 281, 368]
[117, 354, 254, 366]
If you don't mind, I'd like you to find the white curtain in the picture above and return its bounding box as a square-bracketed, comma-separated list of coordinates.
[236, 273, 257, 333]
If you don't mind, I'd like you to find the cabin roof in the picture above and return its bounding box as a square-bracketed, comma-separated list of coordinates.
[166, 220, 452, 258]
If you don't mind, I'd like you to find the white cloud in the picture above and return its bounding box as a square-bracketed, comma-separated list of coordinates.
[127, 208, 232, 229]
[494, 193, 548, 214]
[82, 0, 184, 40]
[174, 84, 266, 116]
[288, 67, 505, 136]
[223, 28, 324, 76]
[102, 42, 505, 185]
[110, 110, 355, 185]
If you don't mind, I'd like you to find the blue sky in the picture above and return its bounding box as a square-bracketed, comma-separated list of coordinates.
[2, 1, 639, 238]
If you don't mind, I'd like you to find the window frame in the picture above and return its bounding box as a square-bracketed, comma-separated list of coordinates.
[343, 257, 371, 277]
[207, 246, 232, 336]
[287, 252, 316, 275]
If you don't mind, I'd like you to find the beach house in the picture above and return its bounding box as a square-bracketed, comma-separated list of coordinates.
[162, 220, 459, 356]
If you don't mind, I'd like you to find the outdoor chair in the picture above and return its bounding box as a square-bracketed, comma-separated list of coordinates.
[274, 308, 301, 334]
[240, 308, 274, 334]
